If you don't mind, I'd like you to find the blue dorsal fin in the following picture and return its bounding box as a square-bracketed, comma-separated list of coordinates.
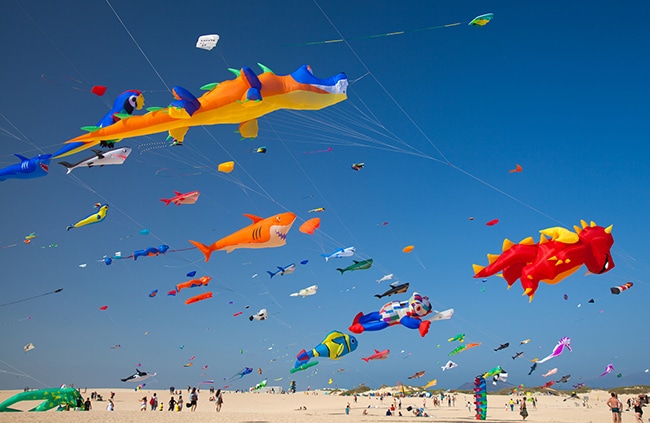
[243, 213, 263, 223]
[14, 154, 29, 161]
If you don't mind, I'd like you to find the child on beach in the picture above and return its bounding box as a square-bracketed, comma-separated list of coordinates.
[215, 389, 223, 412]
[140, 396, 147, 411]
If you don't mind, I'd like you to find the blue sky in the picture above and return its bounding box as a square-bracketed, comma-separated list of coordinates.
[1, 0, 649, 391]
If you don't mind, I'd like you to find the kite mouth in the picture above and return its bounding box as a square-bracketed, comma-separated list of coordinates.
[40, 163, 48, 173]
[599, 254, 611, 274]
[274, 230, 288, 241]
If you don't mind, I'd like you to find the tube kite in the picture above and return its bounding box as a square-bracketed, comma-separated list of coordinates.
[610, 282, 632, 295]
[185, 292, 213, 305]
[54, 65, 348, 156]
[473, 220, 614, 301]
[66, 203, 109, 230]
[0, 154, 52, 182]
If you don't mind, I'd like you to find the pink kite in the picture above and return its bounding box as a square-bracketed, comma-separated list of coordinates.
[542, 368, 558, 377]
[537, 337, 571, 364]
[599, 364, 614, 377]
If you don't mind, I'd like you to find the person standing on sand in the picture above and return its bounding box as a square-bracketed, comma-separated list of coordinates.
[106, 398, 114, 411]
[607, 392, 623, 423]
[520, 397, 528, 420]
[168, 396, 176, 411]
[190, 387, 198, 411]
[215, 389, 223, 412]
[633, 396, 644, 423]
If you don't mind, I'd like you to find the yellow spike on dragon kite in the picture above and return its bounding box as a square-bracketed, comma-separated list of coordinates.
[53, 64, 348, 158]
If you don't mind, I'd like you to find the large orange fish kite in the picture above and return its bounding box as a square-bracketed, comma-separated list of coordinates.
[190, 212, 297, 262]
[54, 64, 348, 158]
[473, 220, 614, 301]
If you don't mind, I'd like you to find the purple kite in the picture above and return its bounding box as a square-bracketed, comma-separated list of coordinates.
[599, 364, 614, 377]
[537, 336, 571, 364]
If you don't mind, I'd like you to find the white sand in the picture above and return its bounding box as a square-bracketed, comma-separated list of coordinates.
[0, 387, 638, 422]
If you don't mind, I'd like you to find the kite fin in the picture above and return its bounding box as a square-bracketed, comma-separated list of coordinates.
[487, 253, 499, 264]
[200, 82, 219, 91]
[502, 238, 514, 252]
[168, 127, 190, 144]
[296, 349, 309, 362]
[243, 214, 263, 224]
[472, 264, 485, 275]
[169, 86, 200, 117]
[58, 162, 74, 175]
[189, 240, 213, 262]
[80, 125, 101, 132]
[238, 119, 259, 138]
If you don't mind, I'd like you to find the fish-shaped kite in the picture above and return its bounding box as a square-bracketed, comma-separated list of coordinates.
[336, 259, 373, 275]
[0, 153, 52, 182]
[494, 343, 510, 351]
[189, 212, 297, 262]
[290, 285, 318, 298]
[293, 331, 358, 371]
[160, 190, 200, 206]
[322, 246, 355, 261]
[59, 147, 131, 174]
[441, 360, 458, 371]
[408, 370, 425, 379]
[121, 369, 156, 382]
[361, 349, 390, 362]
[67, 203, 109, 230]
[374, 282, 409, 299]
[267, 263, 296, 278]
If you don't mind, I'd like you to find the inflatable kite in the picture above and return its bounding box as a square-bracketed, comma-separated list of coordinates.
[537, 337, 571, 364]
[494, 343, 509, 351]
[375, 282, 409, 299]
[348, 292, 433, 337]
[290, 284, 318, 297]
[336, 258, 373, 274]
[0, 387, 83, 412]
[185, 292, 212, 305]
[160, 190, 200, 206]
[408, 371, 425, 379]
[229, 367, 253, 381]
[58, 147, 131, 174]
[442, 360, 458, 371]
[217, 161, 234, 173]
[599, 364, 614, 377]
[473, 220, 614, 301]
[474, 376, 487, 420]
[133, 245, 169, 260]
[66, 203, 109, 230]
[556, 374, 571, 383]
[449, 343, 481, 356]
[542, 368, 558, 377]
[322, 246, 355, 261]
[0, 154, 52, 182]
[402, 245, 414, 253]
[299, 218, 320, 235]
[292, 330, 358, 372]
[267, 263, 295, 278]
[361, 348, 390, 362]
[176, 276, 211, 293]
[189, 212, 297, 262]
[610, 282, 632, 294]
[121, 369, 156, 382]
[448, 333, 465, 343]
[54, 65, 348, 157]
[53, 90, 144, 158]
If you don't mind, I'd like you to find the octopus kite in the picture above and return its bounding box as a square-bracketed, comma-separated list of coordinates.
[473, 220, 614, 301]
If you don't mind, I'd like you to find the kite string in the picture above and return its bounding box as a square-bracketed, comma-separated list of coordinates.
[104, 0, 171, 92]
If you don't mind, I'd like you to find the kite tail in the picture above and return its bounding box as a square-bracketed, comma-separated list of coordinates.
[160, 198, 172, 206]
[361, 357, 370, 363]
[189, 240, 213, 262]
[336, 268, 345, 275]
[58, 162, 74, 175]
[66, 225, 74, 231]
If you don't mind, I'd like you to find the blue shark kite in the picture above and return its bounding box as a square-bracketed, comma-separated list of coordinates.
[0, 154, 52, 181]
[267, 263, 296, 278]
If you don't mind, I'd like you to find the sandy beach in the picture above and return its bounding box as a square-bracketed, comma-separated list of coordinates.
[0, 387, 638, 422]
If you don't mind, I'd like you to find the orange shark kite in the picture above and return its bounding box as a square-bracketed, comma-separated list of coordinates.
[189, 212, 297, 262]
[54, 64, 348, 158]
